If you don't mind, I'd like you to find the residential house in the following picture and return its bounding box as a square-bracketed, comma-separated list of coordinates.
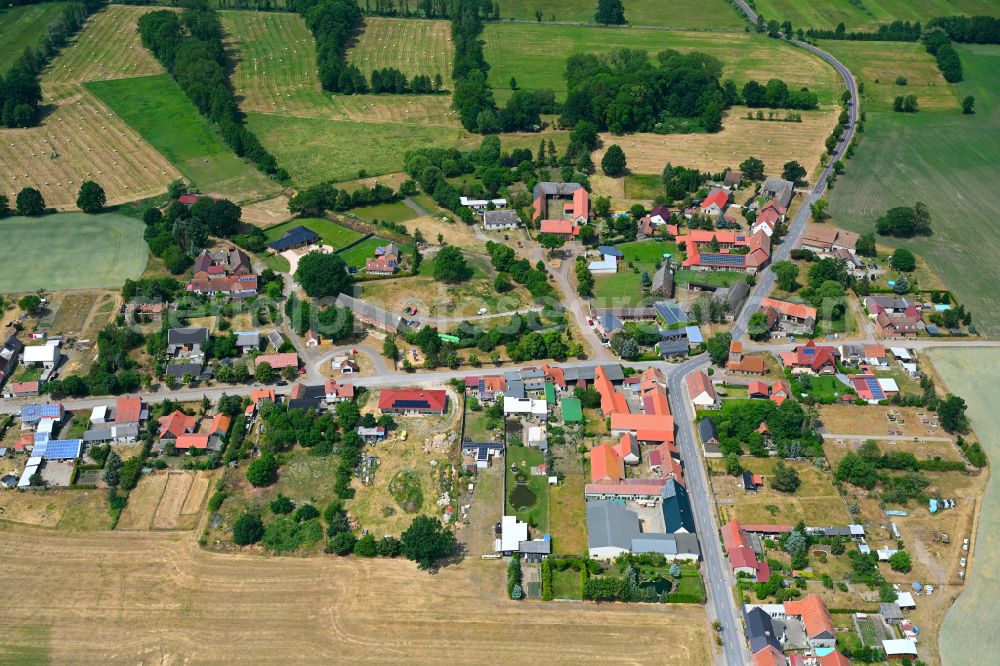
[5, 380, 40, 398]
[723, 170, 742, 189]
[187, 247, 257, 298]
[482, 209, 520, 230]
[697, 417, 721, 457]
[331, 355, 359, 373]
[864, 344, 888, 366]
[334, 294, 407, 334]
[782, 594, 837, 650]
[267, 225, 319, 252]
[365, 243, 401, 276]
[165, 363, 212, 381]
[876, 311, 921, 338]
[851, 374, 899, 403]
[759, 297, 817, 335]
[588, 245, 622, 274]
[462, 441, 503, 468]
[724, 519, 771, 581]
[207, 414, 232, 440]
[677, 229, 771, 274]
[378, 388, 447, 415]
[727, 341, 768, 375]
[865, 296, 919, 318]
[235, 331, 262, 354]
[254, 352, 299, 372]
[21, 340, 60, 370]
[532, 181, 589, 224]
[115, 395, 146, 425]
[324, 379, 355, 403]
[465, 375, 506, 402]
[20, 402, 63, 427]
[0, 335, 23, 385]
[358, 426, 387, 443]
[158, 410, 197, 440]
[744, 606, 783, 654]
[286, 383, 326, 411]
[700, 188, 730, 217]
[651, 261, 674, 297]
[780, 340, 837, 374]
[761, 177, 795, 209]
[686, 370, 718, 409]
[167, 328, 209, 358]
[752, 645, 786, 666]
[590, 443, 625, 483]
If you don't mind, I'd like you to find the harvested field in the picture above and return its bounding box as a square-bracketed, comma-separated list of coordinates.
[753, 0, 999, 31]
[42, 5, 164, 85]
[329, 94, 460, 126]
[496, 0, 745, 29]
[152, 472, 194, 529]
[347, 17, 452, 80]
[0, 526, 712, 664]
[50, 293, 99, 334]
[0, 85, 181, 209]
[87, 74, 278, 201]
[116, 473, 168, 530]
[0, 2, 68, 72]
[0, 213, 147, 293]
[240, 194, 292, 227]
[818, 405, 948, 439]
[594, 107, 839, 178]
[0, 489, 109, 531]
[483, 23, 841, 105]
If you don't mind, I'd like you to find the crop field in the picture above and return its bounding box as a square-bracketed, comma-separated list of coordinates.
[0, 213, 147, 293]
[0, 85, 181, 209]
[42, 5, 164, 85]
[0, 527, 712, 664]
[346, 17, 453, 80]
[752, 0, 999, 31]
[930, 348, 998, 665]
[0, 1, 68, 72]
[829, 45, 1000, 335]
[594, 107, 839, 178]
[246, 112, 468, 185]
[495, 0, 746, 29]
[87, 74, 279, 201]
[821, 40, 959, 113]
[483, 23, 841, 105]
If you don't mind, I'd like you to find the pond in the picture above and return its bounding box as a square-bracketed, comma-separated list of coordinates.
[509, 483, 537, 510]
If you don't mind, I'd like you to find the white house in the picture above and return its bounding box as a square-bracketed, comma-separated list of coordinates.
[686, 370, 718, 409]
[503, 397, 548, 419]
[22, 341, 60, 369]
[482, 209, 520, 230]
[89, 405, 109, 424]
[497, 515, 528, 554]
[527, 425, 547, 450]
[882, 639, 918, 660]
[460, 196, 507, 213]
[588, 246, 622, 275]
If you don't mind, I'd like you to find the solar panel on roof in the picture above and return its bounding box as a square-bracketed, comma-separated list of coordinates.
[701, 253, 746, 266]
[33, 439, 82, 460]
[865, 377, 885, 400]
[394, 399, 431, 409]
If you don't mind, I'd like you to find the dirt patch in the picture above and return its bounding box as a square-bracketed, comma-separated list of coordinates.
[281, 243, 334, 275]
[241, 195, 292, 227]
[152, 472, 195, 529]
[819, 405, 948, 439]
[50, 293, 98, 335]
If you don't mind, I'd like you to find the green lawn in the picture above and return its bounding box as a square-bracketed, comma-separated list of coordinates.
[623, 174, 663, 200]
[829, 45, 1000, 335]
[753, 0, 999, 31]
[794, 374, 851, 402]
[618, 240, 679, 269]
[0, 2, 67, 72]
[674, 269, 744, 288]
[246, 112, 470, 185]
[0, 213, 147, 293]
[86, 75, 278, 201]
[505, 445, 549, 532]
[593, 271, 643, 306]
[494, 0, 745, 29]
[552, 567, 584, 599]
[351, 202, 418, 224]
[483, 23, 839, 105]
[264, 217, 363, 249]
[820, 40, 960, 113]
[339, 236, 401, 269]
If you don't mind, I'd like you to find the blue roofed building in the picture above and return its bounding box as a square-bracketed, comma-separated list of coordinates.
[654, 301, 689, 327]
[661, 479, 695, 533]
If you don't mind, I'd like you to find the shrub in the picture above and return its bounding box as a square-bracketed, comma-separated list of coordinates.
[270, 494, 294, 514]
[293, 503, 320, 523]
[328, 531, 357, 555]
[207, 491, 228, 512]
[247, 452, 278, 487]
[232, 513, 264, 545]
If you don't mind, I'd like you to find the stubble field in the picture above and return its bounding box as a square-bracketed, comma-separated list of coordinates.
[346, 17, 453, 80]
[496, 0, 745, 28]
[0, 526, 712, 663]
[752, 0, 999, 31]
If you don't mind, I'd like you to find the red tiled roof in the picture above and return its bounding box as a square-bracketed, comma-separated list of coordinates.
[590, 443, 624, 483]
[324, 379, 355, 399]
[158, 410, 197, 439]
[727, 355, 768, 374]
[378, 388, 447, 412]
[585, 477, 669, 497]
[9, 381, 39, 393]
[254, 353, 299, 370]
[175, 433, 210, 450]
[864, 343, 886, 358]
[701, 189, 729, 210]
[748, 380, 770, 397]
[760, 297, 817, 321]
[208, 414, 231, 435]
[729, 340, 743, 354]
[819, 651, 851, 666]
[722, 518, 760, 571]
[686, 370, 716, 401]
[595, 365, 628, 416]
[752, 645, 786, 666]
[539, 219, 579, 235]
[784, 594, 835, 640]
[611, 412, 675, 438]
[250, 388, 275, 405]
[115, 395, 143, 424]
[740, 524, 793, 534]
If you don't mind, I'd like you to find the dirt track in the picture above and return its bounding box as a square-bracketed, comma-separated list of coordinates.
[0, 525, 711, 664]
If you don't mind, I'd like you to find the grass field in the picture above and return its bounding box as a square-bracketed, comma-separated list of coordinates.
[0, 84, 182, 209]
[0, 213, 147, 293]
[0, 526, 712, 663]
[624, 174, 663, 200]
[594, 107, 839, 178]
[753, 0, 1000, 31]
[0, 2, 67, 72]
[619, 240, 679, 268]
[820, 40, 959, 113]
[495, 0, 746, 28]
[548, 472, 587, 555]
[483, 23, 841, 105]
[87, 74, 279, 200]
[351, 201, 418, 224]
[43, 5, 164, 85]
[346, 17, 452, 80]
[674, 269, 745, 288]
[829, 45, 1000, 335]
[932, 348, 1000, 665]
[247, 112, 468, 184]
[263, 217, 363, 249]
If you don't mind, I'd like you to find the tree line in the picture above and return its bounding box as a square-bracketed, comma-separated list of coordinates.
[138, 1, 285, 178]
[450, 0, 498, 132]
[926, 16, 1000, 44]
[804, 20, 922, 41]
[923, 27, 963, 83]
[740, 78, 818, 110]
[0, 0, 103, 128]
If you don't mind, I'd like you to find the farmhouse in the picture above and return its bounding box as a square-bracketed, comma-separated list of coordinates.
[759, 297, 817, 335]
[875, 311, 921, 338]
[588, 245, 622, 274]
[761, 177, 795, 209]
[235, 331, 262, 354]
[365, 243, 401, 276]
[187, 247, 257, 298]
[677, 229, 771, 274]
[22, 341, 60, 370]
[726, 341, 768, 375]
[865, 296, 919, 317]
[482, 209, 520, 230]
[158, 410, 198, 440]
[167, 327, 209, 358]
[800, 224, 859, 255]
[697, 417, 721, 457]
[699, 189, 730, 217]
[744, 607, 782, 654]
[651, 261, 675, 297]
[459, 196, 507, 213]
[268, 225, 319, 252]
[585, 500, 699, 561]
[378, 388, 448, 415]
[532, 181, 589, 224]
[782, 594, 837, 649]
[334, 294, 407, 334]
[723, 519, 771, 581]
[590, 443, 625, 483]
[538, 218, 579, 238]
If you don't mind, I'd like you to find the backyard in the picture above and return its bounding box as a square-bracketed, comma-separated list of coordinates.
[505, 445, 549, 533]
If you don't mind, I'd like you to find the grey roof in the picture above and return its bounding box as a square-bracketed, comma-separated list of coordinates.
[167, 327, 209, 346]
[82, 423, 139, 443]
[505, 380, 526, 399]
[561, 364, 623, 384]
[661, 479, 694, 533]
[631, 532, 700, 558]
[520, 369, 544, 380]
[866, 295, 915, 310]
[533, 181, 582, 198]
[597, 312, 623, 335]
[880, 603, 904, 620]
[652, 262, 674, 295]
[659, 337, 689, 358]
[654, 301, 689, 326]
[713, 280, 749, 314]
[518, 539, 552, 554]
[723, 170, 742, 187]
[483, 210, 520, 226]
[586, 500, 641, 550]
[598, 364, 624, 382]
[597, 245, 623, 257]
[762, 177, 794, 208]
[268, 225, 319, 251]
[698, 417, 718, 443]
[165, 363, 212, 379]
[334, 294, 406, 331]
[235, 331, 261, 347]
[745, 607, 782, 653]
[267, 330, 285, 349]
